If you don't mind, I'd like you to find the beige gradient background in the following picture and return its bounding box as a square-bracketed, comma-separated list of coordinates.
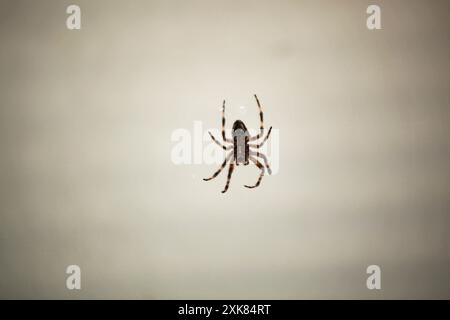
[1, 0, 449, 299]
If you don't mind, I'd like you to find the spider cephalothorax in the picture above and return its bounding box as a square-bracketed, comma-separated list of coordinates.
[203, 95, 273, 193]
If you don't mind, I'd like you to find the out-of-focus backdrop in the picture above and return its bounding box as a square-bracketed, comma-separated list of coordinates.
[0, 0, 449, 299]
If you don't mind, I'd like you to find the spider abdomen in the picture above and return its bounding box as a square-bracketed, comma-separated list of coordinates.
[232, 120, 250, 165]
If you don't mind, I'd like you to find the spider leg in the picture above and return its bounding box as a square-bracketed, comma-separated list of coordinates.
[208, 131, 233, 150]
[221, 100, 233, 143]
[249, 94, 264, 141]
[248, 126, 272, 148]
[249, 151, 272, 175]
[203, 152, 232, 181]
[221, 161, 235, 193]
[244, 156, 265, 189]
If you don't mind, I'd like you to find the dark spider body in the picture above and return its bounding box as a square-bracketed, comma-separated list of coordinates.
[203, 95, 273, 193]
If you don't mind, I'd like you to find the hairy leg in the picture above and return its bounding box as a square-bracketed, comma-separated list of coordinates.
[222, 162, 235, 193]
[249, 151, 272, 175]
[203, 152, 233, 181]
[208, 131, 232, 150]
[249, 126, 272, 148]
[221, 100, 232, 143]
[244, 156, 265, 188]
[249, 94, 264, 141]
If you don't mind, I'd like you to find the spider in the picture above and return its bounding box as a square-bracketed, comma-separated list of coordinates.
[203, 94, 273, 193]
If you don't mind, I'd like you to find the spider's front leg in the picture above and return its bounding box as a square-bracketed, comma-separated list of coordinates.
[221, 100, 233, 143]
[249, 94, 265, 141]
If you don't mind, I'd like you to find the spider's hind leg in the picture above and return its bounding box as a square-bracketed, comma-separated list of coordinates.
[244, 157, 265, 189]
[249, 151, 272, 175]
[203, 153, 232, 181]
[221, 162, 235, 193]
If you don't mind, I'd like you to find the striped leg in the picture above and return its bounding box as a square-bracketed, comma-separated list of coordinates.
[203, 152, 232, 181]
[221, 162, 235, 193]
[221, 100, 232, 143]
[208, 131, 233, 150]
[249, 151, 272, 175]
[249, 94, 264, 141]
[249, 126, 272, 148]
[244, 157, 265, 188]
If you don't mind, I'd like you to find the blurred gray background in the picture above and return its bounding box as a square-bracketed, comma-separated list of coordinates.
[0, 0, 449, 299]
